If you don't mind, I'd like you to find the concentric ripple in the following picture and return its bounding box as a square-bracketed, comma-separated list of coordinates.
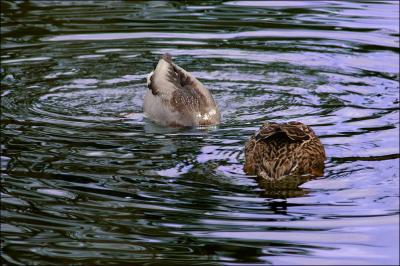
[1, 1, 399, 265]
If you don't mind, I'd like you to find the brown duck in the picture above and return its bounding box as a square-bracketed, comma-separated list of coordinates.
[244, 121, 326, 182]
[144, 53, 220, 127]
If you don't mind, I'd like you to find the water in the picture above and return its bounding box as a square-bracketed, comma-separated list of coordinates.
[1, 1, 399, 265]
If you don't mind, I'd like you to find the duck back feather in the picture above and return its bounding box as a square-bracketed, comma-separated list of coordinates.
[144, 53, 220, 127]
[244, 121, 326, 180]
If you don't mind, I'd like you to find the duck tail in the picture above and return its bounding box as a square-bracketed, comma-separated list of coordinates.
[161, 53, 172, 63]
[256, 122, 310, 142]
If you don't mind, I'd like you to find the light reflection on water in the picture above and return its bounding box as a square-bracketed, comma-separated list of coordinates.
[1, 0, 399, 265]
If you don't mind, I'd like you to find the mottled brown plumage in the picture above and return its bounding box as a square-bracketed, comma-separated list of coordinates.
[244, 121, 326, 181]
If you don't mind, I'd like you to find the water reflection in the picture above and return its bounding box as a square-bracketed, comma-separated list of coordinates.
[1, 0, 399, 265]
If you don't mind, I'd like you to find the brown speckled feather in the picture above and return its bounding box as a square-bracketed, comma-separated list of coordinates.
[244, 121, 326, 181]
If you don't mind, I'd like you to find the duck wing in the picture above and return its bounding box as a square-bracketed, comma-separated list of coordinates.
[280, 122, 311, 141]
[245, 121, 326, 180]
[147, 53, 216, 115]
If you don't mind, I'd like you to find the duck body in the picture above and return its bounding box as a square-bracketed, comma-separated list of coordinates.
[244, 121, 326, 180]
[144, 53, 220, 127]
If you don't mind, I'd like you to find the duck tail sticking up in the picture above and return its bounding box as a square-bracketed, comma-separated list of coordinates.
[244, 121, 326, 181]
[161, 53, 172, 63]
[143, 53, 221, 127]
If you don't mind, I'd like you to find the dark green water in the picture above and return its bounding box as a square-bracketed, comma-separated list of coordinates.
[1, 1, 399, 265]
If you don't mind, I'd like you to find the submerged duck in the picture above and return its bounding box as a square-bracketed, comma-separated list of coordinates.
[244, 121, 326, 181]
[144, 53, 220, 127]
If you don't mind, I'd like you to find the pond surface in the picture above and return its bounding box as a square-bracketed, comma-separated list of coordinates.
[1, 0, 399, 265]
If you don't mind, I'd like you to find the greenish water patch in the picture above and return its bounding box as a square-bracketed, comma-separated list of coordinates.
[1, 0, 399, 265]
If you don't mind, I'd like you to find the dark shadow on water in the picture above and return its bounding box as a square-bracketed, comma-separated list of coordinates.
[1, 0, 399, 265]
[255, 174, 315, 199]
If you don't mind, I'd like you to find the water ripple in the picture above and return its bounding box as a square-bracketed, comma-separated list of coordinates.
[1, 0, 399, 265]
